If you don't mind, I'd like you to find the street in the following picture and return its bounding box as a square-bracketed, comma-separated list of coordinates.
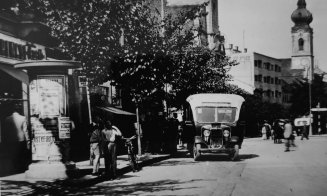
[57, 135, 327, 196]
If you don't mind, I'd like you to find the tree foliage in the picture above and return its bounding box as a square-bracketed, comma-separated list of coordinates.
[289, 74, 327, 117]
[12, 0, 237, 109]
[169, 47, 237, 107]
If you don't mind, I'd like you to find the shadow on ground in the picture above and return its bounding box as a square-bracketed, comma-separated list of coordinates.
[1, 178, 207, 196]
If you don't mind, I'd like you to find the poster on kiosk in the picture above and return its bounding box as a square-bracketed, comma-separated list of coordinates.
[30, 75, 71, 161]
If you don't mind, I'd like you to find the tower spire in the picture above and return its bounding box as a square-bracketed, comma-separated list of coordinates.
[291, 0, 312, 26]
[297, 0, 306, 9]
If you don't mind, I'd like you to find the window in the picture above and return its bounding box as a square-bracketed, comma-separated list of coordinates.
[258, 75, 262, 82]
[275, 77, 278, 84]
[277, 66, 281, 72]
[266, 90, 270, 97]
[271, 78, 274, 84]
[267, 76, 271, 83]
[255, 75, 258, 82]
[195, 107, 236, 123]
[258, 60, 262, 68]
[254, 60, 258, 67]
[298, 38, 304, 51]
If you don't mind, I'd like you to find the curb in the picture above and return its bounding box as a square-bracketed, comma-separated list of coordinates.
[65, 154, 171, 186]
[0, 154, 171, 195]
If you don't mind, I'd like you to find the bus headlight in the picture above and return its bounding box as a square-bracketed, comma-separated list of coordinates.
[223, 130, 230, 137]
[203, 129, 211, 137]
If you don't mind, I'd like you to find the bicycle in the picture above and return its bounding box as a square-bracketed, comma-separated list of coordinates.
[121, 135, 139, 172]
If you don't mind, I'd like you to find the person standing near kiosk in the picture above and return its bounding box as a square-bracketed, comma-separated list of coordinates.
[102, 120, 122, 180]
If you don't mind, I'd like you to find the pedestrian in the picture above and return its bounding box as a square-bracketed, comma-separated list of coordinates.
[143, 112, 155, 154]
[3, 103, 30, 171]
[284, 120, 295, 152]
[301, 121, 309, 140]
[264, 121, 272, 140]
[278, 120, 285, 143]
[102, 120, 122, 180]
[271, 127, 275, 142]
[89, 116, 103, 176]
[261, 123, 267, 140]
[88, 115, 102, 165]
[166, 113, 179, 155]
[155, 112, 166, 154]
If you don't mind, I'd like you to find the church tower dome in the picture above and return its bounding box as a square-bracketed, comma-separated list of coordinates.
[291, 0, 313, 26]
[290, 0, 314, 81]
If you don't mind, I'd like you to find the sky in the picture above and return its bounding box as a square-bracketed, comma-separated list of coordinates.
[169, 0, 327, 72]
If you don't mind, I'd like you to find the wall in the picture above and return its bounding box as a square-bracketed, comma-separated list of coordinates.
[228, 53, 255, 94]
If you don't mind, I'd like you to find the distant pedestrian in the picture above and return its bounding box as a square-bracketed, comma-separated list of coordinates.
[284, 120, 295, 152]
[155, 112, 167, 153]
[166, 113, 179, 155]
[273, 120, 284, 144]
[102, 120, 122, 180]
[301, 121, 309, 140]
[264, 121, 271, 140]
[89, 116, 103, 176]
[261, 124, 267, 140]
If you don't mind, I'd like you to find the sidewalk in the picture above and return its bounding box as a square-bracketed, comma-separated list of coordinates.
[0, 153, 170, 195]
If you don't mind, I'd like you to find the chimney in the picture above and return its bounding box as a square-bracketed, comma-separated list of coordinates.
[229, 44, 233, 49]
[234, 46, 239, 51]
[244, 48, 247, 53]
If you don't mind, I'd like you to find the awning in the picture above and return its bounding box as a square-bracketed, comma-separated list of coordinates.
[14, 60, 81, 70]
[0, 63, 29, 84]
[97, 106, 135, 116]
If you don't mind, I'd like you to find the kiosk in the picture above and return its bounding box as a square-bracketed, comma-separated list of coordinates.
[15, 60, 81, 179]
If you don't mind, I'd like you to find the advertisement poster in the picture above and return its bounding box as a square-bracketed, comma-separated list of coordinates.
[59, 117, 71, 139]
[29, 75, 66, 161]
[31, 117, 61, 161]
[37, 76, 65, 117]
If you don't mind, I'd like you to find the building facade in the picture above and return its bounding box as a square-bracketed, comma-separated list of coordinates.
[156, 0, 223, 50]
[228, 51, 283, 104]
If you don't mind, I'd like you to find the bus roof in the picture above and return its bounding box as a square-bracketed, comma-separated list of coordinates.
[186, 93, 245, 109]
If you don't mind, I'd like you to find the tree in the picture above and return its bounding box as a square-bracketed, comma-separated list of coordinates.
[169, 47, 237, 107]
[110, 1, 209, 105]
[289, 74, 327, 117]
[14, 0, 241, 120]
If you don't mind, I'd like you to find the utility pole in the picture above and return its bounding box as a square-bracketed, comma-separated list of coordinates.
[309, 77, 312, 135]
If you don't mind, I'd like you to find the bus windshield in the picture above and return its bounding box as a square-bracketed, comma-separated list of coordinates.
[195, 107, 236, 123]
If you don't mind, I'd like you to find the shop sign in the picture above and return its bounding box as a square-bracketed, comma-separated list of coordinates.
[78, 76, 87, 87]
[311, 108, 327, 112]
[0, 39, 44, 60]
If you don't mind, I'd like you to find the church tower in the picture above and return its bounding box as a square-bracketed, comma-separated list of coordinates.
[291, 0, 314, 80]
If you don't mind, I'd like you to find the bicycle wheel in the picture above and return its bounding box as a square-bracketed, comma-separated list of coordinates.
[128, 153, 138, 172]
